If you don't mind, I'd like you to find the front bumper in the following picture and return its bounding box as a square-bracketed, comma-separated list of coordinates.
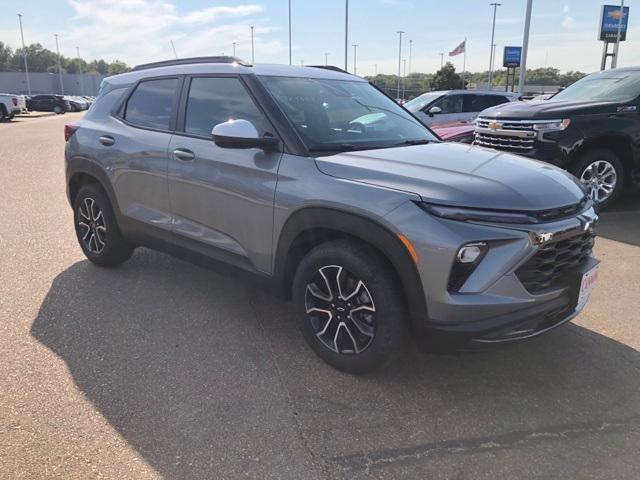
[383, 201, 598, 352]
[422, 256, 598, 351]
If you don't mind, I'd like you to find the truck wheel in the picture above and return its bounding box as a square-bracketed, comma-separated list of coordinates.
[571, 148, 624, 210]
[0, 106, 7, 122]
[54, 105, 63, 114]
[292, 239, 406, 374]
[73, 184, 134, 267]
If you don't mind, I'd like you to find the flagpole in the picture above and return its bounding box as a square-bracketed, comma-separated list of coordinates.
[462, 38, 466, 89]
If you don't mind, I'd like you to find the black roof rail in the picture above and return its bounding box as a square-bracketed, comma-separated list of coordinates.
[307, 65, 351, 74]
[132, 56, 251, 71]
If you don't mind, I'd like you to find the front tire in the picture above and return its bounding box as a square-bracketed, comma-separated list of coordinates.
[54, 105, 64, 114]
[293, 239, 406, 374]
[571, 148, 624, 210]
[73, 184, 134, 267]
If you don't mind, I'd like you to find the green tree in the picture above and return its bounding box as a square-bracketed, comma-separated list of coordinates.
[559, 70, 586, 87]
[0, 41, 14, 71]
[431, 62, 464, 90]
[107, 60, 129, 75]
[10, 43, 59, 73]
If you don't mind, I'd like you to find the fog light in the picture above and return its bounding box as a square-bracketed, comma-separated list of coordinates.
[456, 243, 486, 263]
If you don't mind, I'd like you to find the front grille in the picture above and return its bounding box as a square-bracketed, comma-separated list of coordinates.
[475, 118, 536, 153]
[475, 133, 534, 151]
[516, 232, 595, 294]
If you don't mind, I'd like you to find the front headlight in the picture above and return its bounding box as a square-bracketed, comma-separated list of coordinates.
[532, 118, 571, 131]
[418, 202, 538, 224]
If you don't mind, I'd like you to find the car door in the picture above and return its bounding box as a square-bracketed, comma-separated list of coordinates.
[106, 77, 179, 239]
[167, 75, 283, 274]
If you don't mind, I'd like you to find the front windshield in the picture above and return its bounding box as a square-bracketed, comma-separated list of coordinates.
[404, 92, 444, 113]
[551, 70, 640, 103]
[259, 76, 437, 154]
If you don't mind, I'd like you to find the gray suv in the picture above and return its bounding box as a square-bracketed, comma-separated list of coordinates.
[65, 57, 599, 373]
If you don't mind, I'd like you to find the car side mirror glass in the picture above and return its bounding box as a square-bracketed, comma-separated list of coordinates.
[428, 106, 442, 116]
[211, 119, 279, 150]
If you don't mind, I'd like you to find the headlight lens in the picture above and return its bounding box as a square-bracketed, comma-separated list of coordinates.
[418, 202, 537, 224]
[532, 118, 571, 131]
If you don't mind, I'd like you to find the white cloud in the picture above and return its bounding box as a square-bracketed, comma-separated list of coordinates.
[8, 0, 283, 66]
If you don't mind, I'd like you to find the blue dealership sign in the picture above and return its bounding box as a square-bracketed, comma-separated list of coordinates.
[599, 4, 630, 42]
[503, 46, 522, 68]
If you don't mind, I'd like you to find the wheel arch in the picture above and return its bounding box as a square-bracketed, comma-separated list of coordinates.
[572, 135, 634, 184]
[274, 207, 429, 334]
[67, 157, 121, 215]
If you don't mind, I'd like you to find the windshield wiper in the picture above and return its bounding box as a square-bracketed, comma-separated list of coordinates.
[390, 139, 432, 147]
[308, 143, 358, 152]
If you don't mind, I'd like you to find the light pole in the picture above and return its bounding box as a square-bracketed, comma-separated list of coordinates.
[170, 39, 178, 59]
[518, 0, 533, 96]
[76, 46, 84, 96]
[402, 58, 407, 100]
[232, 42, 236, 57]
[396, 31, 404, 99]
[439, 52, 444, 68]
[488, 3, 501, 86]
[612, 0, 625, 68]
[288, 0, 292, 65]
[352, 44, 358, 75]
[250, 26, 255, 63]
[324, 52, 329, 65]
[54, 34, 64, 95]
[408, 39, 413, 74]
[374, 63, 378, 75]
[344, 0, 349, 71]
[17, 14, 31, 95]
[518, 0, 533, 95]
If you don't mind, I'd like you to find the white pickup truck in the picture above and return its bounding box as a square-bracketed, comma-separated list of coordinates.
[0, 93, 26, 121]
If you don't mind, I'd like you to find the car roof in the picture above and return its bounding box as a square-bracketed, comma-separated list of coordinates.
[105, 57, 364, 88]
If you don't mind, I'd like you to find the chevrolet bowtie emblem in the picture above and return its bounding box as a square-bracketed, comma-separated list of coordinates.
[533, 232, 555, 244]
[488, 120, 502, 131]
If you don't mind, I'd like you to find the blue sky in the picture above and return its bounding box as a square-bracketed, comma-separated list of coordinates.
[0, 0, 638, 75]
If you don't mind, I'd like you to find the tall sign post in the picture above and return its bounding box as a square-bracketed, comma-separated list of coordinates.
[599, 4, 630, 70]
[503, 46, 522, 92]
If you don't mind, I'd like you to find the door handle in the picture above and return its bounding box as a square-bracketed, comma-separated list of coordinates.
[99, 135, 115, 146]
[172, 148, 195, 161]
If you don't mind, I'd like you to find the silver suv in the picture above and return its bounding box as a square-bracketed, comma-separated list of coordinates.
[65, 57, 599, 373]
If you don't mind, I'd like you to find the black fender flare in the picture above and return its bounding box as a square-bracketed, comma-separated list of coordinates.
[274, 207, 429, 334]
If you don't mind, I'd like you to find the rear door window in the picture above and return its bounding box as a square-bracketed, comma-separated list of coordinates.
[124, 78, 178, 130]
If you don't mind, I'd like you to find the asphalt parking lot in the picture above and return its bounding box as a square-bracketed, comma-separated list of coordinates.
[1, 113, 639, 480]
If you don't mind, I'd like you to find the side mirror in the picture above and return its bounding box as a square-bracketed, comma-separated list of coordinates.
[212, 119, 279, 150]
[428, 106, 442, 117]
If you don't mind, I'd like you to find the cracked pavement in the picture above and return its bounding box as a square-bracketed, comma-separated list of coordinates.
[1, 113, 639, 479]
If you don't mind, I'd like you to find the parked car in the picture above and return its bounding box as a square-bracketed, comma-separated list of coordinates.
[65, 96, 89, 112]
[405, 90, 519, 126]
[432, 121, 476, 143]
[65, 57, 598, 373]
[27, 94, 70, 114]
[475, 67, 640, 209]
[0, 93, 23, 121]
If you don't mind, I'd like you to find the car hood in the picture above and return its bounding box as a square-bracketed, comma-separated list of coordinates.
[314, 143, 585, 210]
[480, 99, 618, 119]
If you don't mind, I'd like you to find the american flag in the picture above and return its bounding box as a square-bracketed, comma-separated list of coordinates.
[449, 40, 466, 57]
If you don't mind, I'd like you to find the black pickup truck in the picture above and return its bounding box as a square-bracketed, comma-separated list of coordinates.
[475, 67, 640, 209]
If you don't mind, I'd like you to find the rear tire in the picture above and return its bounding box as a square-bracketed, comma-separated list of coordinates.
[73, 184, 134, 267]
[571, 148, 624, 210]
[293, 239, 406, 374]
